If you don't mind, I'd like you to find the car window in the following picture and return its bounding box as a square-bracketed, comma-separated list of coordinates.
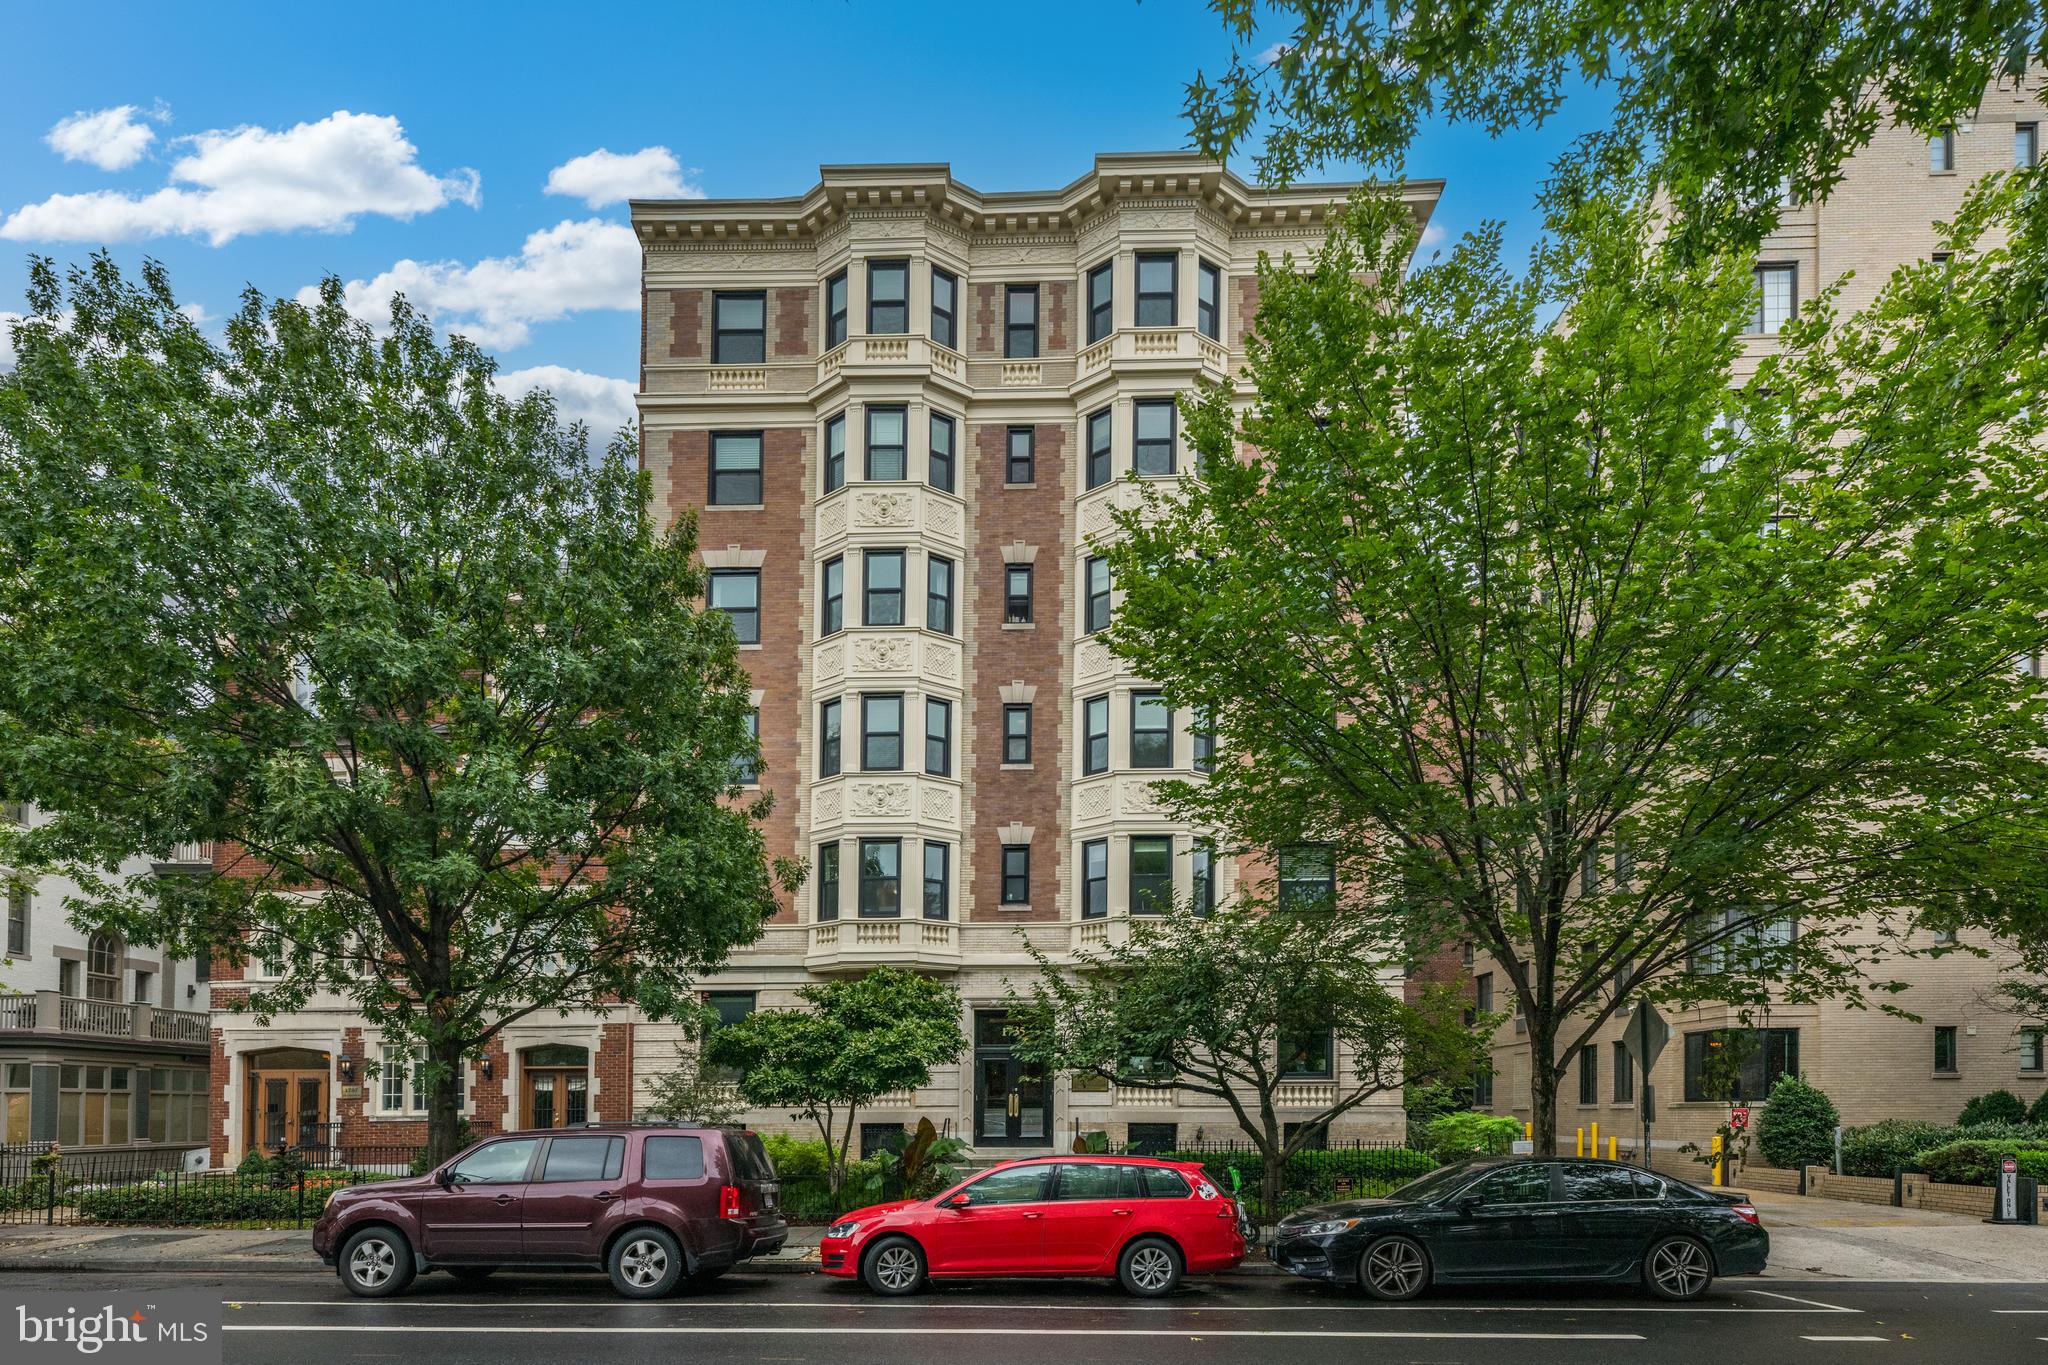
[1634, 1172, 1667, 1199]
[1389, 1162, 1492, 1203]
[539, 1136, 623, 1183]
[644, 1136, 706, 1181]
[725, 1131, 775, 1182]
[450, 1138, 539, 1185]
[1465, 1164, 1553, 1205]
[1562, 1165, 1638, 1202]
[1055, 1163, 1122, 1200]
[1137, 1165, 1191, 1198]
[963, 1164, 1052, 1205]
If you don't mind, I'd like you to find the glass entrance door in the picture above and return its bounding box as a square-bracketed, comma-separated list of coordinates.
[246, 1060, 328, 1153]
[973, 1011, 1048, 1145]
[525, 1069, 588, 1128]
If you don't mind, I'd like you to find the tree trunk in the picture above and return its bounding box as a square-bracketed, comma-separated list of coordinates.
[425, 1034, 468, 1165]
[1528, 1022, 1560, 1157]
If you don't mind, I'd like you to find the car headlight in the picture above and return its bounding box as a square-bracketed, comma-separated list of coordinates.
[1296, 1218, 1363, 1237]
[825, 1220, 865, 1238]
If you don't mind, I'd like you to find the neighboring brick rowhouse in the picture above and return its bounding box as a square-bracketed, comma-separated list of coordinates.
[969, 421, 1068, 922]
[971, 282, 1000, 356]
[1040, 281, 1071, 353]
[1404, 940, 1469, 1007]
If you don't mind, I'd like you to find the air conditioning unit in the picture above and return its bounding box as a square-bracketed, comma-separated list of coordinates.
[181, 1148, 209, 1173]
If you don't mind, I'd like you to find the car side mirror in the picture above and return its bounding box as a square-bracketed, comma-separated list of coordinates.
[1457, 1196, 1483, 1215]
[436, 1168, 459, 1188]
[943, 1192, 971, 1209]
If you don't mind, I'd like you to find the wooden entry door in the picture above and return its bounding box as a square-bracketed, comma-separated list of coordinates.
[249, 1068, 328, 1151]
[523, 1069, 588, 1129]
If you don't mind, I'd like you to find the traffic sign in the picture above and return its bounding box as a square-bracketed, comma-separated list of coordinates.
[1728, 1106, 1751, 1131]
[1622, 1001, 1670, 1072]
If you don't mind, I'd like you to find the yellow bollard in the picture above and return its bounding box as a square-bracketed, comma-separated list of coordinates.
[1576, 1127, 1586, 1157]
[1712, 1134, 1724, 1186]
[1608, 1136, 1618, 1161]
[1590, 1120, 1599, 1154]
[1524, 1121, 1533, 1140]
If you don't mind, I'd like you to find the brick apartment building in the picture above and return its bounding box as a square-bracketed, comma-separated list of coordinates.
[1464, 82, 2048, 1160]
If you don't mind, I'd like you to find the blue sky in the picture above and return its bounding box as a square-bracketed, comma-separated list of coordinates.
[0, 0, 1613, 432]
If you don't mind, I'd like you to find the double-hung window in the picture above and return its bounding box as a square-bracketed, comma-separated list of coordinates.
[1751, 264, 1796, 334]
[1130, 691, 1170, 767]
[1279, 1026, 1334, 1079]
[1081, 839, 1109, 918]
[1129, 835, 1172, 914]
[1197, 260, 1221, 339]
[867, 259, 909, 334]
[859, 839, 901, 917]
[709, 570, 759, 644]
[926, 555, 955, 634]
[861, 694, 903, 771]
[1004, 564, 1033, 624]
[1006, 426, 1035, 484]
[864, 549, 904, 626]
[823, 412, 847, 493]
[1001, 844, 1031, 904]
[825, 270, 848, 349]
[1082, 695, 1110, 774]
[1084, 556, 1112, 634]
[1005, 284, 1039, 358]
[1278, 845, 1336, 911]
[1135, 252, 1177, 327]
[733, 708, 759, 786]
[924, 697, 952, 776]
[1086, 261, 1114, 344]
[816, 842, 840, 921]
[2019, 123, 2041, 169]
[1931, 127, 1957, 173]
[1191, 708, 1215, 773]
[1191, 841, 1215, 915]
[866, 405, 907, 480]
[818, 699, 842, 777]
[821, 556, 844, 636]
[930, 267, 958, 348]
[922, 841, 950, 920]
[1086, 407, 1113, 489]
[928, 413, 956, 492]
[712, 291, 765, 363]
[4, 882, 26, 955]
[1134, 399, 1176, 475]
[708, 431, 763, 505]
[1578, 1047, 1600, 1105]
[1003, 704, 1032, 763]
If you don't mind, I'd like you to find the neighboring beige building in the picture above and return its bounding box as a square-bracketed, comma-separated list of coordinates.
[630, 154, 1438, 1156]
[1479, 82, 2048, 1159]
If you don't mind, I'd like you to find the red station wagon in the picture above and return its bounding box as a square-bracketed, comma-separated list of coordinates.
[820, 1155, 1249, 1296]
[312, 1123, 788, 1298]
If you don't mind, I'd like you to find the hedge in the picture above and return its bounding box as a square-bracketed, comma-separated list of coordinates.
[1909, 1140, 2048, 1187]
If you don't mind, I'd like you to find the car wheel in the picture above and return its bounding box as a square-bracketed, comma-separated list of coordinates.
[608, 1227, 686, 1299]
[1117, 1237, 1183, 1297]
[1357, 1235, 1431, 1301]
[339, 1227, 416, 1299]
[860, 1236, 927, 1296]
[447, 1266, 497, 1285]
[1642, 1235, 1714, 1301]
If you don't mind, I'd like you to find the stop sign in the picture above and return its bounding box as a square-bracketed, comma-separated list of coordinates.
[1728, 1106, 1751, 1131]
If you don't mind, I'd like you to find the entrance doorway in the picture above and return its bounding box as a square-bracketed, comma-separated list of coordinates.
[972, 1010, 1047, 1146]
[520, 1044, 591, 1128]
[244, 1048, 330, 1152]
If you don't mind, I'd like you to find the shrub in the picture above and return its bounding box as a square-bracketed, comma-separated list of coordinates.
[1426, 1112, 1522, 1157]
[1755, 1075, 1839, 1171]
[1958, 1090, 2029, 1127]
[1910, 1139, 2048, 1187]
[759, 1133, 831, 1182]
[2029, 1090, 2048, 1126]
[1839, 1120, 1950, 1177]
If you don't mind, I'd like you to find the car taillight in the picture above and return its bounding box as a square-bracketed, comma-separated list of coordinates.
[720, 1184, 743, 1219]
[1730, 1203, 1760, 1225]
[1218, 1198, 1238, 1218]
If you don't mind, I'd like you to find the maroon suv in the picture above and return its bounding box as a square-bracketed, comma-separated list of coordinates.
[311, 1124, 787, 1298]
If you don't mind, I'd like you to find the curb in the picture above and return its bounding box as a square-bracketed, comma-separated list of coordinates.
[0, 1256, 1294, 1279]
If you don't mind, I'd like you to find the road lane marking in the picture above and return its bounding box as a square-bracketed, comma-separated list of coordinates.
[1800, 1336, 1888, 1343]
[223, 1297, 1843, 1314]
[1742, 1289, 1861, 1313]
[222, 1325, 1648, 1340]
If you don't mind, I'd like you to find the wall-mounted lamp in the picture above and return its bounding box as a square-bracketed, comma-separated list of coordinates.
[337, 1054, 354, 1082]
[481, 1058, 494, 1081]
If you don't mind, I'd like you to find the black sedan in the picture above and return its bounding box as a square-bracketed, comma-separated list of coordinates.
[1270, 1157, 1768, 1301]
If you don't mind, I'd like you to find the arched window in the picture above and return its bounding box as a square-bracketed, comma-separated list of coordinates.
[86, 932, 123, 1002]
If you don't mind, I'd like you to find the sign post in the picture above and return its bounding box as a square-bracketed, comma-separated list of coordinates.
[1621, 1003, 1671, 1169]
[1990, 1155, 2022, 1224]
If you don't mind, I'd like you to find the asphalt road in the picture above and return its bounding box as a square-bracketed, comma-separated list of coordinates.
[9, 1267, 2048, 1364]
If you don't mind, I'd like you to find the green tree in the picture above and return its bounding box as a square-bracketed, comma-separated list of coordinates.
[0, 256, 795, 1163]
[1092, 169, 2048, 1155]
[1190, 0, 2046, 247]
[1959, 1089, 2030, 1126]
[705, 967, 966, 1195]
[1006, 906, 1481, 1217]
[1755, 1075, 1840, 1171]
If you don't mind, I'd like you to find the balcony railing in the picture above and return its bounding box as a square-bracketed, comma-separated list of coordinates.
[0, 991, 209, 1049]
[805, 918, 961, 973]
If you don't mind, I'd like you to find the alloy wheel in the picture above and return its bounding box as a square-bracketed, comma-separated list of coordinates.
[1364, 1239, 1425, 1297]
[1127, 1244, 1176, 1292]
[350, 1238, 396, 1288]
[621, 1238, 669, 1289]
[1648, 1239, 1710, 1298]
[873, 1243, 920, 1292]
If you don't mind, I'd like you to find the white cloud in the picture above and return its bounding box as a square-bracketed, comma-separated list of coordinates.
[544, 146, 700, 208]
[1418, 221, 1447, 251]
[45, 103, 166, 171]
[492, 365, 636, 436]
[2, 111, 480, 246]
[0, 313, 22, 371]
[1256, 41, 1292, 65]
[311, 217, 639, 350]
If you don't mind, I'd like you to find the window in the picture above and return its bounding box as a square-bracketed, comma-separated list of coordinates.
[1130, 691, 1171, 768]
[733, 708, 759, 786]
[708, 431, 763, 505]
[1681, 1027, 1801, 1102]
[709, 570, 760, 645]
[823, 412, 847, 493]
[864, 550, 904, 626]
[378, 1044, 467, 1116]
[2020, 123, 2041, 169]
[540, 1135, 625, 1183]
[816, 841, 840, 921]
[1004, 564, 1034, 624]
[644, 1135, 706, 1181]
[1466, 1164, 1553, 1205]
[712, 291, 765, 363]
[1750, 264, 1797, 335]
[925, 554, 955, 634]
[59, 960, 78, 996]
[1934, 1025, 1959, 1074]
[1613, 1040, 1635, 1102]
[1279, 1025, 1334, 1078]
[146, 1067, 206, 1145]
[924, 697, 952, 776]
[1086, 260, 1114, 343]
[1134, 399, 1176, 475]
[821, 556, 844, 637]
[928, 413, 956, 492]
[451, 1138, 539, 1186]
[2023, 1028, 2045, 1073]
[859, 839, 901, 917]
[1197, 260, 1221, 340]
[825, 270, 848, 350]
[1084, 556, 1112, 634]
[1006, 426, 1035, 484]
[1055, 1161, 1122, 1200]
[1083, 695, 1109, 774]
[87, 932, 121, 1001]
[1001, 844, 1030, 904]
[922, 841, 949, 920]
[1123, 1124, 1178, 1157]
[1191, 709, 1215, 773]
[1931, 127, 1956, 173]
[964, 1163, 1052, 1205]
[1130, 835, 1172, 914]
[1278, 845, 1335, 912]
[930, 267, 958, 348]
[1581, 849, 1601, 897]
[1005, 284, 1039, 358]
[1475, 972, 1493, 1013]
[1472, 1069, 1493, 1108]
[4, 881, 23, 956]
[1082, 839, 1109, 919]
[1003, 704, 1032, 764]
[1563, 1165, 1637, 1202]
[867, 259, 909, 334]
[1086, 406, 1113, 489]
[56, 1063, 131, 1147]
[1578, 1046, 1599, 1105]
[1689, 907, 1797, 975]
[1135, 252, 1177, 327]
[861, 694, 903, 771]
[865, 405, 907, 480]
[1191, 841, 1215, 916]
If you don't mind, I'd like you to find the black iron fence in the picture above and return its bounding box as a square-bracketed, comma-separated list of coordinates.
[1159, 1137, 1495, 1226]
[0, 1145, 424, 1228]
